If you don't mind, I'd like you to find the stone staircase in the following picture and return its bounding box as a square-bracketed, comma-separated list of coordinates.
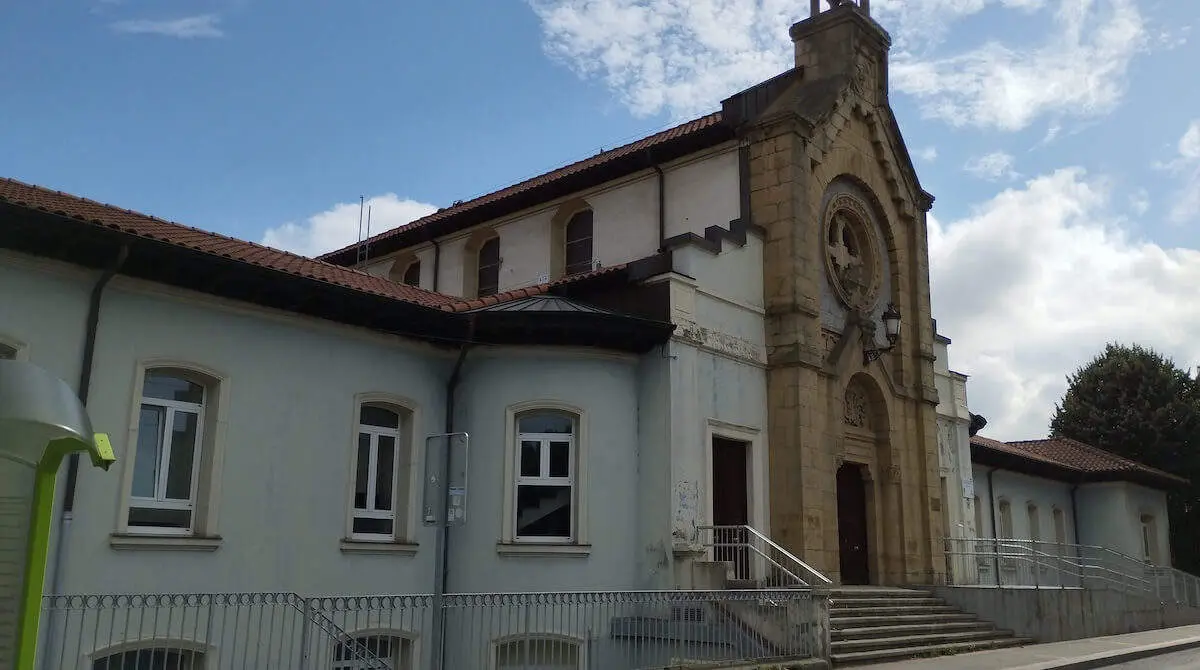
[829, 587, 1031, 666]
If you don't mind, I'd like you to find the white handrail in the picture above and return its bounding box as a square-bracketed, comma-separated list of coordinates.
[698, 524, 832, 587]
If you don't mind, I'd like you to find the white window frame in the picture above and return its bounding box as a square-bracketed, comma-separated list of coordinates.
[352, 404, 403, 542]
[492, 634, 584, 670]
[997, 499, 1013, 538]
[344, 393, 420, 546]
[502, 401, 588, 548]
[128, 372, 206, 536]
[1026, 503, 1040, 543]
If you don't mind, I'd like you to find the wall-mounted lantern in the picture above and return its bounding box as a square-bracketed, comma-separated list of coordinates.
[863, 302, 902, 365]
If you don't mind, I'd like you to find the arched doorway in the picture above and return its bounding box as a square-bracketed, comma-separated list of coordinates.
[836, 462, 871, 585]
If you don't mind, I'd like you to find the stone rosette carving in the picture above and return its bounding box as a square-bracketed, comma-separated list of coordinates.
[823, 193, 883, 312]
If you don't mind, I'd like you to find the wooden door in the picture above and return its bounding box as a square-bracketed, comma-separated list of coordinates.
[712, 437, 750, 580]
[837, 463, 871, 585]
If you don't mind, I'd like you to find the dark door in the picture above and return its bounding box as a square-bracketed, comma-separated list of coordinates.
[837, 463, 871, 585]
[712, 437, 750, 580]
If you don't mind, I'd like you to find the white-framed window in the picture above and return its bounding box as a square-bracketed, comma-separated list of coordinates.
[128, 370, 207, 534]
[93, 647, 202, 670]
[1141, 514, 1157, 562]
[351, 403, 411, 541]
[334, 634, 413, 670]
[495, 636, 581, 670]
[514, 410, 576, 543]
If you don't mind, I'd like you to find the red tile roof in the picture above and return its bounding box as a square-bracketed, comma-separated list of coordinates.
[970, 435, 1186, 485]
[317, 112, 726, 262]
[0, 177, 459, 308]
[1009, 437, 1184, 483]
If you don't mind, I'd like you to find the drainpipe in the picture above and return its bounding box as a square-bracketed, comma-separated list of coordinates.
[430, 315, 475, 670]
[986, 467, 1000, 580]
[431, 239, 441, 292]
[652, 164, 666, 252]
[41, 244, 128, 670]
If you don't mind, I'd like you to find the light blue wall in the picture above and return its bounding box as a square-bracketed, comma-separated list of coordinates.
[970, 464, 1075, 544]
[446, 350, 644, 592]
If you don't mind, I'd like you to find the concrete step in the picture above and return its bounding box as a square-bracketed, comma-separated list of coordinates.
[831, 629, 1015, 654]
[831, 620, 994, 640]
[831, 636, 1033, 666]
[831, 612, 979, 628]
[831, 604, 962, 617]
[830, 600, 940, 612]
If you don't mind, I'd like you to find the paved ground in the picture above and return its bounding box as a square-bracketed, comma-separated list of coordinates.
[868, 624, 1200, 669]
[1104, 648, 1200, 668]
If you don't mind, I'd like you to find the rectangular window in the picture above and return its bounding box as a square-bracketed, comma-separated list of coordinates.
[514, 411, 576, 542]
[128, 371, 206, 534]
[998, 500, 1013, 539]
[351, 404, 407, 540]
[564, 210, 594, 277]
[1027, 504, 1040, 543]
[1053, 507, 1067, 551]
[1141, 515, 1156, 562]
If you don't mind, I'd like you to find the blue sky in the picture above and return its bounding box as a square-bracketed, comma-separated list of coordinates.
[2, 0, 1198, 439]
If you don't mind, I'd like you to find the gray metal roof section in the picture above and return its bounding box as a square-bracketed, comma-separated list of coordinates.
[464, 294, 620, 315]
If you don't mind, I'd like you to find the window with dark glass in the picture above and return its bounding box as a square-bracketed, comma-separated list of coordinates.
[564, 211, 594, 276]
[128, 370, 206, 533]
[352, 404, 402, 539]
[402, 261, 421, 287]
[0, 343, 16, 360]
[514, 410, 575, 541]
[477, 237, 501, 297]
[93, 648, 202, 670]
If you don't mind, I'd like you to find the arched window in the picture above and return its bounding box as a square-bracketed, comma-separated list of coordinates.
[351, 403, 412, 541]
[129, 369, 209, 533]
[1026, 503, 1040, 543]
[1052, 507, 1067, 550]
[514, 410, 577, 542]
[563, 210, 594, 277]
[1141, 514, 1158, 562]
[477, 236, 501, 297]
[496, 636, 581, 670]
[997, 499, 1013, 539]
[334, 634, 413, 670]
[93, 648, 202, 670]
[402, 260, 421, 287]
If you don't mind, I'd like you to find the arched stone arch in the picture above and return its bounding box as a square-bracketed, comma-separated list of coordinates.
[387, 251, 420, 287]
[549, 197, 595, 280]
[822, 174, 900, 309]
[842, 372, 890, 439]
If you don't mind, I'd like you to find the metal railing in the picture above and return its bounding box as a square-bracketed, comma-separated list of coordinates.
[39, 589, 827, 669]
[944, 537, 1200, 607]
[697, 525, 832, 588]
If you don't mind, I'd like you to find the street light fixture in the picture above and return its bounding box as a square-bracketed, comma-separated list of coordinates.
[863, 302, 902, 365]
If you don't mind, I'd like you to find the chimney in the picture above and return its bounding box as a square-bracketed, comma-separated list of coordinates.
[790, 0, 891, 84]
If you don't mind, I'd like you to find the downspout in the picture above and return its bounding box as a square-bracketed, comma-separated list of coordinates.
[430, 314, 475, 670]
[986, 467, 1000, 580]
[652, 164, 666, 252]
[431, 239, 441, 292]
[41, 244, 128, 670]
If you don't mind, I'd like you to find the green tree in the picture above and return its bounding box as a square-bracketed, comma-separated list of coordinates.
[1050, 342, 1200, 574]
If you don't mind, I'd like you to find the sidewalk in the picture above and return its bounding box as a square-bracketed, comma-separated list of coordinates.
[867, 624, 1200, 670]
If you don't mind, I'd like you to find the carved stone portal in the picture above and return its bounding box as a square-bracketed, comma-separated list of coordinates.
[824, 193, 882, 312]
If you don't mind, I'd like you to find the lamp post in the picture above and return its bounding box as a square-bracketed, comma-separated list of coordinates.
[862, 302, 902, 365]
[0, 360, 115, 670]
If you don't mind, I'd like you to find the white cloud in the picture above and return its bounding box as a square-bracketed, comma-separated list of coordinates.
[1158, 120, 1200, 224]
[529, 0, 1148, 131]
[1129, 188, 1150, 216]
[261, 194, 438, 257]
[111, 14, 224, 38]
[964, 151, 1019, 181]
[917, 146, 939, 162]
[891, 0, 1147, 131]
[929, 168, 1200, 440]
